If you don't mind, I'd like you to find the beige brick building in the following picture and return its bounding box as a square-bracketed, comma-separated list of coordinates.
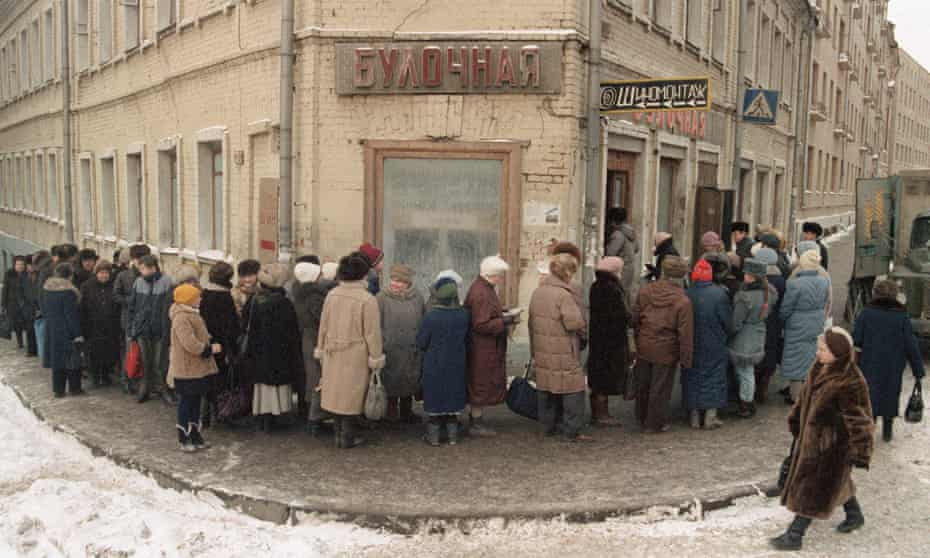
[891, 48, 930, 173]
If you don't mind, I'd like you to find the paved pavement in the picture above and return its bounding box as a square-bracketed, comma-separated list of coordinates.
[0, 235, 864, 533]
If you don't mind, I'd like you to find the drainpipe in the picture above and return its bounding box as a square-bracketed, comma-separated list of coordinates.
[582, 0, 603, 293]
[278, 0, 295, 263]
[731, 0, 748, 225]
[61, 0, 73, 243]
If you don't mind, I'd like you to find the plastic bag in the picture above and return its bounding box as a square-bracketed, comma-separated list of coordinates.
[364, 370, 387, 421]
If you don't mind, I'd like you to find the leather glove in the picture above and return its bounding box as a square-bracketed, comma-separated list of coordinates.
[502, 313, 516, 326]
[850, 458, 869, 470]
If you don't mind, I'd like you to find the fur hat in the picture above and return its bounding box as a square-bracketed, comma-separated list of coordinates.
[294, 262, 322, 284]
[691, 259, 713, 282]
[389, 264, 415, 285]
[258, 262, 289, 288]
[94, 259, 113, 275]
[661, 255, 689, 279]
[606, 207, 627, 225]
[208, 261, 235, 285]
[480, 255, 509, 278]
[338, 253, 371, 282]
[743, 257, 767, 278]
[321, 262, 339, 281]
[701, 231, 722, 251]
[654, 232, 672, 247]
[173, 263, 201, 285]
[872, 279, 898, 301]
[549, 253, 579, 282]
[596, 256, 623, 274]
[755, 247, 778, 267]
[128, 244, 151, 261]
[823, 327, 854, 359]
[237, 259, 261, 277]
[551, 241, 582, 264]
[78, 248, 98, 262]
[173, 284, 201, 306]
[797, 240, 818, 257]
[799, 249, 822, 270]
[358, 243, 383, 266]
[730, 221, 750, 233]
[802, 221, 824, 237]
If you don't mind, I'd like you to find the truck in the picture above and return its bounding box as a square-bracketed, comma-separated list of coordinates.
[847, 169, 930, 338]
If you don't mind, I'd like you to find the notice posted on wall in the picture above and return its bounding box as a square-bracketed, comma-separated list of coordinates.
[524, 202, 560, 226]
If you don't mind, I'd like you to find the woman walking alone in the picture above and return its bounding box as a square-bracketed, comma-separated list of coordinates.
[586, 256, 630, 427]
[728, 258, 777, 418]
[377, 264, 426, 424]
[79, 261, 121, 387]
[770, 328, 873, 551]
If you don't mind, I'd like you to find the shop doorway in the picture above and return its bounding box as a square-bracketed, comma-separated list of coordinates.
[605, 150, 636, 213]
[656, 158, 678, 236]
[692, 162, 721, 258]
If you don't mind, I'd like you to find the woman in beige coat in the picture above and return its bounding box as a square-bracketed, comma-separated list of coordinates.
[528, 253, 591, 442]
[316, 253, 385, 449]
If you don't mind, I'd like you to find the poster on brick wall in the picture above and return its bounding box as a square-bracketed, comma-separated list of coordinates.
[258, 178, 279, 264]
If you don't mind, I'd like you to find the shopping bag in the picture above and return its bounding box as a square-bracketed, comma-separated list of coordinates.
[777, 438, 797, 492]
[506, 361, 539, 421]
[364, 370, 387, 421]
[125, 340, 144, 380]
[905, 382, 923, 423]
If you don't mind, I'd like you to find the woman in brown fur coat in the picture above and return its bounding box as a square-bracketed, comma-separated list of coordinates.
[770, 327, 874, 551]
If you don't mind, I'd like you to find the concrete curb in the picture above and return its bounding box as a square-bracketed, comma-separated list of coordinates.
[3, 375, 782, 534]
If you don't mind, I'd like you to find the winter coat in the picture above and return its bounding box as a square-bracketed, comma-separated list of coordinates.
[853, 298, 926, 417]
[316, 280, 385, 415]
[167, 303, 218, 386]
[734, 236, 754, 261]
[605, 223, 639, 292]
[464, 276, 509, 406]
[759, 271, 787, 370]
[73, 266, 93, 289]
[243, 287, 302, 387]
[632, 279, 694, 368]
[682, 281, 731, 411]
[377, 286, 426, 398]
[41, 278, 82, 370]
[586, 271, 630, 396]
[528, 275, 587, 395]
[32, 258, 54, 317]
[776, 252, 792, 280]
[367, 269, 381, 296]
[112, 267, 139, 332]
[779, 270, 830, 381]
[2, 270, 33, 329]
[728, 282, 777, 367]
[199, 282, 240, 369]
[293, 279, 336, 395]
[817, 240, 829, 271]
[652, 238, 679, 280]
[79, 278, 121, 368]
[127, 272, 174, 340]
[231, 283, 257, 316]
[782, 360, 874, 520]
[417, 305, 470, 415]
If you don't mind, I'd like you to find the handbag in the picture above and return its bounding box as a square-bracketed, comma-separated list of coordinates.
[0, 312, 11, 340]
[216, 358, 252, 421]
[905, 381, 924, 423]
[777, 438, 797, 492]
[506, 360, 539, 421]
[125, 340, 144, 380]
[364, 369, 387, 421]
[623, 358, 637, 401]
[237, 300, 256, 357]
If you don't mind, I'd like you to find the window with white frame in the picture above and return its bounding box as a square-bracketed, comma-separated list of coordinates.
[157, 140, 180, 247]
[47, 152, 59, 220]
[98, 0, 113, 63]
[197, 139, 224, 251]
[653, 0, 672, 31]
[99, 154, 117, 236]
[24, 155, 33, 212]
[122, 0, 140, 51]
[76, 0, 90, 70]
[686, 0, 703, 50]
[157, 0, 177, 31]
[758, 15, 771, 86]
[744, 1, 756, 80]
[31, 19, 40, 87]
[44, 9, 54, 81]
[711, 0, 726, 62]
[20, 29, 29, 92]
[79, 157, 94, 233]
[126, 151, 144, 241]
[14, 157, 22, 209]
[35, 153, 45, 216]
[8, 38, 17, 96]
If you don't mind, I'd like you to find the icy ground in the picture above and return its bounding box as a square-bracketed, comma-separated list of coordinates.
[1, 373, 927, 557]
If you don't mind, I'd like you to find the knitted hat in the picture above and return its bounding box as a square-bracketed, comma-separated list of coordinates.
[551, 241, 582, 264]
[596, 256, 623, 274]
[654, 232, 672, 247]
[294, 262, 322, 284]
[389, 264, 415, 285]
[434, 277, 459, 302]
[358, 243, 383, 266]
[174, 284, 201, 306]
[823, 327, 854, 359]
[755, 247, 778, 267]
[872, 279, 898, 301]
[797, 240, 818, 257]
[701, 231, 722, 251]
[799, 249, 822, 270]
[258, 262, 289, 288]
[661, 255, 689, 279]
[691, 259, 713, 282]
[480, 255, 509, 277]
[743, 258, 767, 278]
[730, 221, 750, 233]
[94, 259, 113, 275]
[321, 262, 339, 281]
[338, 253, 371, 281]
[803, 222, 824, 237]
[760, 233, 780, 250]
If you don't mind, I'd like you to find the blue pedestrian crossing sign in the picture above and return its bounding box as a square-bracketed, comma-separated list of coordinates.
[742, 89, 779, 124]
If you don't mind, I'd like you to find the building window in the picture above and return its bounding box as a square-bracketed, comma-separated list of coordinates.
[1, 47, 7, 101]
[9, 38, 17, 96]
[79, 157, 94, 233]
[157, 142, 180, 247]
[35, 153, 45, 216]
[157, 0, 177, 31]
[198, 140, 224, 251]
[773, 29, 783, 92]
[43, 9, 55, 81]
[122, 0, 140, 51]
[711, 0, 727, 62]
[20, 29, 29, 92]
[31, 20, 40, 87]
[653, 0, 672, 31]
[99, 155, 117, 237]
[686, 0, 703, 49]
[75, 0, 90, 70]
[126, 151, 144, 241]
[98, 0, 113, 63]
[657, 158, 677, 234]
[47, 152, 59, 220]
[744, 1, 756, 80]
[24, 155, 34, 212]
[758, 15, 770, 86]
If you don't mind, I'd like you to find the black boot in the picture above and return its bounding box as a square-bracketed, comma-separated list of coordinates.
[837, 497, 865, 533]
[177, 427, 195, 453]
[770, 515, 811, 551]
[339, 417, 365, 449]
[189, 424, 210, 450]
[261, 414, 273, 434]
[882, 417, 894, 442]
[334, 418, 344, 448]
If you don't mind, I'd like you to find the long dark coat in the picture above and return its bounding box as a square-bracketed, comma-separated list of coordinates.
[243, 287, 302, 387]
[2, 270, 33, 330]
[417, 305, 470, 414]
[759, 271, 787, 370]
[293, 279, 336, 396]
[586, 271, 630, 396]
[199, 282, 241, 381]
[463, 276, 508, 407]
[853, 298, 926, 417]
[41, 278, 82, 370]
[377, 286, 426, 397]
[683, 280, 731, 410]
[79, 278, 121, 369]
[782, 360, 874, 519]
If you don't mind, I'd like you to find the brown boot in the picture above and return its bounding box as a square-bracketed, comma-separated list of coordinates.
[592, 394, 621, 427]
[754, 367, 772, 404]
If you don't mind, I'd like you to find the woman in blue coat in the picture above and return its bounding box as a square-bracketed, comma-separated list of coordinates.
[853, 280, 925, 442]
[683, 259, 731, 429]
[780, 249, 830, 403]
[416, 277, 470, 446]
[41, 263, 84, 397]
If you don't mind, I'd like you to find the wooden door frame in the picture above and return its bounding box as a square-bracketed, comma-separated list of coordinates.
[606, 149, 636, 210]
[363, 140, 523, 305]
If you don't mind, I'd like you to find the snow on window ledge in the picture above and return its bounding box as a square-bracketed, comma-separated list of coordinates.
[159, 247, 180, 255]
[196, 249, 228, 263]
